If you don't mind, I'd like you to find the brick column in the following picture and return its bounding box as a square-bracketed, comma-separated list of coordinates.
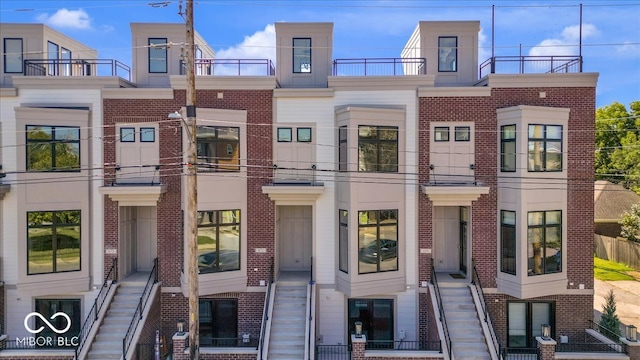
[621, 338, 640, 360]
[351, 334, 367, 360]
[536, 336, 556, 360]
[172, 332, 189, 360]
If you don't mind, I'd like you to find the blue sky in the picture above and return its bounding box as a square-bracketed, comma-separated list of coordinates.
[1, 0, 639, 108]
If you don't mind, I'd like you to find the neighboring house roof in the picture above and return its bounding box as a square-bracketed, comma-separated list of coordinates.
[594, 180, 640, 221]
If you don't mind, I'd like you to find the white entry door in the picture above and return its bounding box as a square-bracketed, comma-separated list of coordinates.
[278, 206, 312, 271]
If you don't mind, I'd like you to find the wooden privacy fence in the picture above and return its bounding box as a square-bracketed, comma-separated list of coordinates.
[594, 234, 640, 270]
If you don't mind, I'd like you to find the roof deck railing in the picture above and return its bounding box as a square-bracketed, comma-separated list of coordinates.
[332, 58, 426, 76]
[23, 59, 131, 81]
[180, 59, 275, 76]
[479, 55, 582, 78]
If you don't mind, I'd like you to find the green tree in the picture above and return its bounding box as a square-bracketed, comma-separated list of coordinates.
[595, 101, 640, 193]
[599, 289, 622, 340]
[620, 204, 640, 242]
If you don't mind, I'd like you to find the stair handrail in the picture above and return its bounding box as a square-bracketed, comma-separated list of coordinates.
[122, 258, 159, 359]
[305, 256, 315, 360]
[75, 258, 118, 360]
[258, 257, 274, 360]
[471, 259, 504, 360]
[430, 259, 451, 359]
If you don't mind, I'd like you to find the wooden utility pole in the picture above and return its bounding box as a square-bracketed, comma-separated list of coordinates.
[185, 0, 199, 358]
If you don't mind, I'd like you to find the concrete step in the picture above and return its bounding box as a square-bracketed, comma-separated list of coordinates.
[86, 348, 121, 360]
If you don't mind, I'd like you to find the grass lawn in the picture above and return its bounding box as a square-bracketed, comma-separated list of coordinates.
[594, 257, 635, 281]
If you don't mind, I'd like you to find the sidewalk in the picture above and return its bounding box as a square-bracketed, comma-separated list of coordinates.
[594, 278, 640, 330]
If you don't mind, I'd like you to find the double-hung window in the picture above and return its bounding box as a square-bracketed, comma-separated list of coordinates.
[527, 210, 561, 276]
[148, 37, 167, 73]
[358, 209, 398, 274]
[26, 125, 80, 171]
[438, 36, 457, 72]
[197, 210, 240, 274]
[501, 125, 517, 172]
[28, 210, 81, 275]
[293, 38, 311, 73]
[196, 126, 240, 171]
[501, 210, 516, 275]
[528, 125, 562, 171]
[358, 126, 398, 172]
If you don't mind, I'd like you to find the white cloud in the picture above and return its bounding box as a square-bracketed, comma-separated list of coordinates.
[616, 41, 640, 56]
[37, 8, 92, 30]
[213, 24, 276, 75]
[478, 27, 490, 63]
[529, 23, 599, 56]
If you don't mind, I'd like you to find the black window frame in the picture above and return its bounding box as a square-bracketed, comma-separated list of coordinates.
[339, 209, 348, 273]
[26, 125, 81, 172]
[297, 127, 312, 142]
[34, 298, 81, 347]
[199, 298, 240, 347]
[292, 37, 311, 73]
[501, 124, 517, 172]
[527, 124, 563, 172]
[140, 127, 156, 142]
[507, 301, 555, 348]
[434, 127, 449, 142]
[357, 125, 399, 173]
[148, 37, 168, 73]
[501, 210, 516, 275]
[527, 210, 562, 276]
[438, 36, 458, 72]
[196, 210, 241, 274]
[3, 38, 23, 73]
[196, 125, 240, 172]
[348, 299, 394, 349]
[120, 127, 135, 142]
[277, 127, 292, 142]
[454, 126, 470, 142]
[339, 126, 348, 172]
[358, 209, 398, 274]
[27, 210, 81, 275]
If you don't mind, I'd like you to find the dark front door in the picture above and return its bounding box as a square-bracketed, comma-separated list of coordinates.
[508, 301, 554, 348]
[348, 299, 393, 349]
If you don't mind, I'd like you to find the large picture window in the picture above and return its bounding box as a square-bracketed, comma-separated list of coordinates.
[527, 210, 561, 276]
[293, 38, 311, 73]
[339, 210, 348, 273]
[148, 37, 167, 73]
[26, 125, 80, 171]
[438, 36, 457, 72]
[358, 126, 398, 172]
[501, 210, 516, 275]
[35, 299, 81, 347]
[4, 38, 23, 73]
[528, 125, 562, 172]
[348, 299, 393, 349]
[196, 126, 240, 172]
[197, 210, 240, 274]
[501, 125, 517, 172]
[28, 210, 81, 275]
[358, 210, 398, 274]
[199, 299, 243, 346]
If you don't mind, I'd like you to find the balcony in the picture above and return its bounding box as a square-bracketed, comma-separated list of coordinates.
[180, 59, 275, 76]
[23, 59, 131, 81]
[479, 55, 582, 78]
[332, 58, 426, 76]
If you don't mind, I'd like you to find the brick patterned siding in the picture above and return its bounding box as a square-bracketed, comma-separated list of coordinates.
[419, 86, 596, 344]
[138, 288, 162, 347]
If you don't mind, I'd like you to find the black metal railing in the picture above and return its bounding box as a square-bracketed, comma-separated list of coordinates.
[315, 344, 352, 360]
[588, 319, 624, 344]
[501, 347, 539, 359]
[332, 57, 426, 76]
[365, 340, 441, 351]
[479, 56, 582, 78]
[23, 59, 131, 81]
[122, 258, 159, 359]
[180, 59, 275, 76]
[1, 340, 73, 350]
[472, 259, 504, 359]
[307, 256, 315, 359]
[557, 342, 625, 353]
[201, 336, 259, 348]
[258, 257, 274, 360]
[74, 258, 118, 359]
[430, 259, 451, 358]
[272, 164, 320, 185]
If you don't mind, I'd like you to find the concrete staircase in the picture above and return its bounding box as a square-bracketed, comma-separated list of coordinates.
[267, 282, 308, 360]
[439, 283, 491, 360]
[86, 283, 145, 360]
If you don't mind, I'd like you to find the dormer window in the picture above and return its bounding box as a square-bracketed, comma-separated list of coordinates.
[148, 38, 168, 73]
[293, 38, 311, 73]
[438, 36, 457, 72]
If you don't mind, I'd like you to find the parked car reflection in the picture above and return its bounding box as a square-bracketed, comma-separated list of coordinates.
[358, 239, 397, 264]
[198, 249, 240, 273]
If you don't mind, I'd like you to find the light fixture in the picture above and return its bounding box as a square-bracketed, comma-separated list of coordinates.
[355, 321, 363, 338]
[627, 325, 637, 342]
[541, 324, 551, 340]
[177, 320, 185, 335]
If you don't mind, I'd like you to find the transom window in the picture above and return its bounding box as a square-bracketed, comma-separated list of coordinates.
[438, 36, 457, 72]
[358, 126, 398, 172]
[358, 210, 398, 274]
[293, 38, 311, 73]
[528, 125, 562, 172]
[501, 210, 516, 275]
[196, 126, 240, 172]
[4, 38, 23, 73]
[197, 210, 240, 274]
[26, 125, 80, 171]
[35, 299, 81, 347]
[501, 125, 517, 172]
[527, 210, 561, 276]
[148, 37, 167, 73]
[28, 210, 81, 275]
